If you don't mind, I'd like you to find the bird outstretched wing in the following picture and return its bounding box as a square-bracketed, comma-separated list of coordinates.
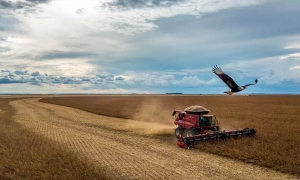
[212, 65, 239, 90]
[243, 79, 258, 87]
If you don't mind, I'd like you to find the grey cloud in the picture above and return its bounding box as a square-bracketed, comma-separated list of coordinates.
[99, 0, 300, 73]
[96, 73, 114, 79]
[106, 0, 185, 9]
[38, 51, 96, 59]
[1, 68, 299, 92]
[282, 54, 300, 62]
[0, 46, 10, 53]
[0, 78, 24, 84]
[14, 70, 29, 75]
[0, 0, 52, 11]
[0, 1, 14, 9]
[0, 69, 206, 89]
[25, 0, 51, 4]
[31, 71, 40, 76]
[114, 76, 125, 81]
[0, 70, 124, 88]
[62, 42, 88, 49]
[0, 1, 33, 10]
[60, 77, 82, 85]
[76, 8, 85, 14]
[154, 0, 300, 40]
[30, 76, 42, 85]
[0, 14, 20, 32]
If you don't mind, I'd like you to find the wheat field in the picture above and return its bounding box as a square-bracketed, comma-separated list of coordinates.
[40, 95, 300, 176]
[0, 97, 111, 180]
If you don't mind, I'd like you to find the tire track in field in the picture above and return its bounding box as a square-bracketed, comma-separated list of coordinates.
[10, 98, 299, 180]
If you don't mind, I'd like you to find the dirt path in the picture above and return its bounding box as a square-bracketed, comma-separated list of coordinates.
[10, 98, 298, 180]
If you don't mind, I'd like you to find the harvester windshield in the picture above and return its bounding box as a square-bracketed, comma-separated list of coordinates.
[199, 115, 219, 126]
[199, 116, 211, 126]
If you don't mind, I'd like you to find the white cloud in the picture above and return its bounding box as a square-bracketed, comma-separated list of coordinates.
[0, 67, 220, 90]
[215, 56, 300, 85]
[280, 52, 300, 61]
[0, 59, 96, 76]
[0, 83, 149, 94]
[0, 37, 32, 56]
[2, 0, 263, 50]
[5, 37, 29, 43]
[120, 72, 214, 87]
[1, 0, 264, 81]
[289, 66, 300, 70]
[284, 44, 300, 49]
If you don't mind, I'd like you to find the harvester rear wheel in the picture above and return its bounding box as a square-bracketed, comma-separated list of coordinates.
[175, 126, 183, 138]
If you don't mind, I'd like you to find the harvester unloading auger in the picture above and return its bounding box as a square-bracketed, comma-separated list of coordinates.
[173, 106, 256, 149]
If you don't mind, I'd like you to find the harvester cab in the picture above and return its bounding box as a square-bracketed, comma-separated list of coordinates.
[173, 105, 256, 149]
[172, 106, 220, 138]
[199, 115, 219, 127]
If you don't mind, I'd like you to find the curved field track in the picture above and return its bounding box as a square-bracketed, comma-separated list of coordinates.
[10, 98, 298, 180]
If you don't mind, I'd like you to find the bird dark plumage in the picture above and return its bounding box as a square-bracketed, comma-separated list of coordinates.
[212, 65, 258, 95]
[243, 79, 258, 87]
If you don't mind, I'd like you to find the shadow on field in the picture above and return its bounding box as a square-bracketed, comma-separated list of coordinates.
[0, 98, 112, 180]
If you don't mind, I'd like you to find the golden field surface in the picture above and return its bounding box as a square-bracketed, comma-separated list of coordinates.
[39, 95, 300, 176]
[9, 97, 298, 180]
[0, 97, 110, 180]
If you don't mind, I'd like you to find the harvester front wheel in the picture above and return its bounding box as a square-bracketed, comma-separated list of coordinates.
[186, 128, 196, 137]
[175, 126, 183, 138]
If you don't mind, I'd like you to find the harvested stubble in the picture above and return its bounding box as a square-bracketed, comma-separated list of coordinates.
[40, 95, 300, 176]
[0, 98, 111, 180]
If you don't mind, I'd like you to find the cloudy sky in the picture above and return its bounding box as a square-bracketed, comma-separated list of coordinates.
[0, 0, 300, 94]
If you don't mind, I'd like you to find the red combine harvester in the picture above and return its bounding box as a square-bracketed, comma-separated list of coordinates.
[173, 106, 256, 149]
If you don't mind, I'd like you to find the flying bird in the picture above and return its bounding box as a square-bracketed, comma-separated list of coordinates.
[212, 65, 258, 95]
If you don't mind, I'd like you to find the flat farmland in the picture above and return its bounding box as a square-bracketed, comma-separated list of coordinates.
[39, 95, 300, 176]
[0, 97, 109, 180]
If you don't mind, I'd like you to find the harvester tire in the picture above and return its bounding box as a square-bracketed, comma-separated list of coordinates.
[186, 128, 196, 137]
[175, 126, 183, 138]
